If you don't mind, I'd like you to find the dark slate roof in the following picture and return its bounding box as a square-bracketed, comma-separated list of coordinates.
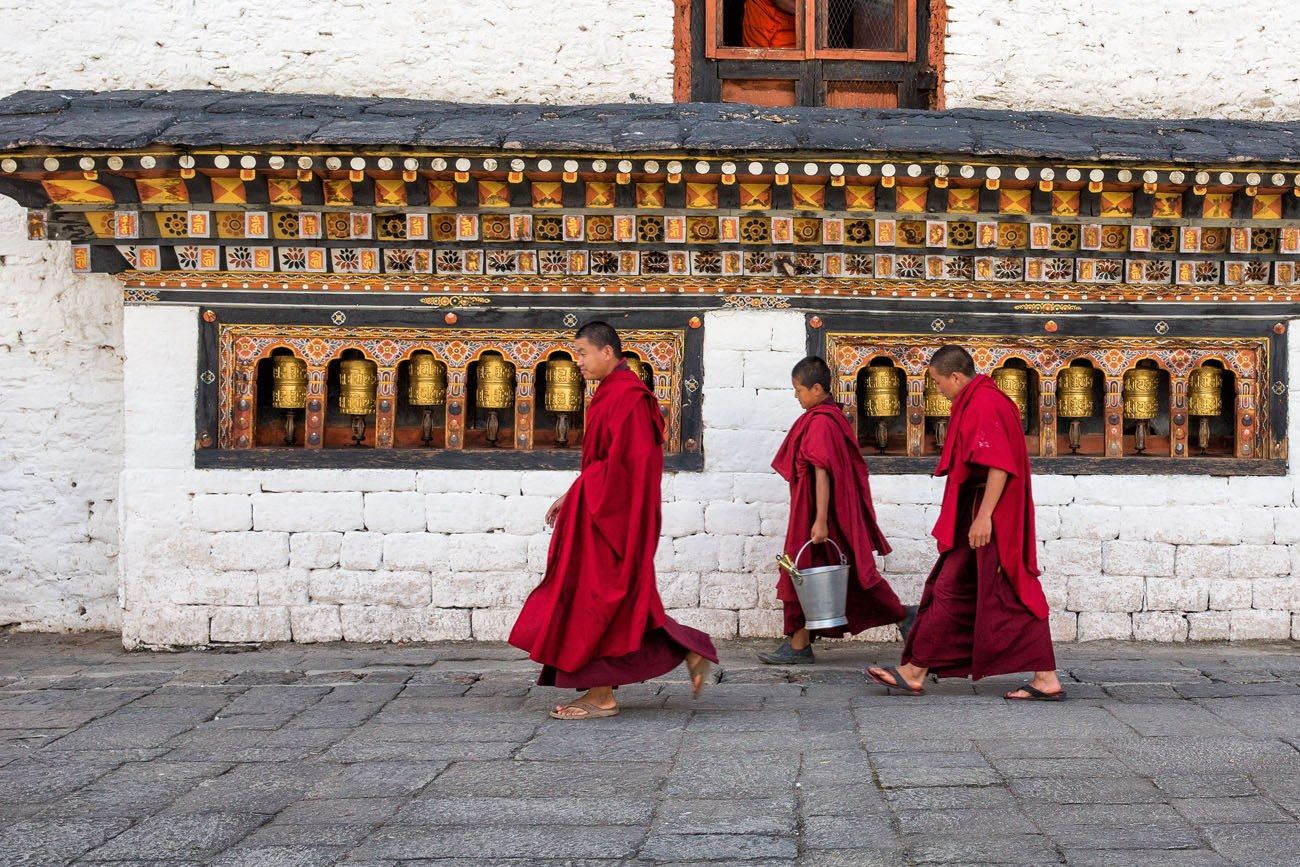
[1, 89, 1299, 164]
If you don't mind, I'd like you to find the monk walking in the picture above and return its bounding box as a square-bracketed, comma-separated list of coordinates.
[867, 346, 1064, 700]
[509, 321, 717, 720]
[758, 356, 906, 665]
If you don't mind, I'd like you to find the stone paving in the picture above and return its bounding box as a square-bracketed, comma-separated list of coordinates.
[0, 633, 1298, 866]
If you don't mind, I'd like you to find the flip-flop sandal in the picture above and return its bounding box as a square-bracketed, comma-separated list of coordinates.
[549, 698, 620, 720]
[687, 656, 712, 699]
[866, 665, 925, 696]
[1004, 683, 1066, 702]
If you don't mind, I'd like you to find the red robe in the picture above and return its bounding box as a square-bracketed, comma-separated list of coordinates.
[509, 364, 716, 688]
[742, 0, 798, 48]
[772, 401, 905, 637]
[903, 374, 1054, 679]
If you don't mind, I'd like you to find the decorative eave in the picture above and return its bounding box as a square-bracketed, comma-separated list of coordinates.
[3, 89, 1300, 304]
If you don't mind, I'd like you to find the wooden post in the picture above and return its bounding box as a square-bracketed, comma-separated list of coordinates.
[232, 361, 257, 449]
[1039, 375, 1057, 458]
[1104, 375, 1124, 457]
[303, 365, 327, 449]
[515, 368, 535, 451]
[1169, 375, 1189, 458]
[444, 366, 467, 450]
[905, 373, 925, 457]
[374, 366, 397, 449]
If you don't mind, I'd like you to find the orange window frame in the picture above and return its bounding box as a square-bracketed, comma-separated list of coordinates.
[704, 0, 918, 63]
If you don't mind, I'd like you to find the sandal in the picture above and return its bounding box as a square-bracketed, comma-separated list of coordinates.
[865, 665, 925, 696]
[549, 698, 620, 720]
[1003, 683, 1066, 702]
[687, 655, 712, 699]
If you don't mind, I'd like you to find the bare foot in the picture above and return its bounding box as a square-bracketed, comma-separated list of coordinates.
[1004, 671, 1065, 700]
[865, 665, 925, 692]
[685, 652, 711, 698]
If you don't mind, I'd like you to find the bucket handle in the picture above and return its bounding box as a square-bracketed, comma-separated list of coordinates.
[782, 538, 847, 586]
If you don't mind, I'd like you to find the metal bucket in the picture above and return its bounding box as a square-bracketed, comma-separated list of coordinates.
[780, 539, 851, 630]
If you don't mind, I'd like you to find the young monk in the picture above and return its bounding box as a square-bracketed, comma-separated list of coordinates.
[867, 345, 1064, 701]
[758, 356, 906, 665]
[509, 321, 718, 720]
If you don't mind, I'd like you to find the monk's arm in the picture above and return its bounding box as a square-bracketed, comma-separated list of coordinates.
[968, 467, 1008, 548]
[811, 466, 830, 543]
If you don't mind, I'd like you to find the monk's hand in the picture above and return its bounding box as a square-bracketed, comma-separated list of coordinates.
[969, 514, 993, 548]
[545, 495, 566, 528]
[811, 518, 830, 544]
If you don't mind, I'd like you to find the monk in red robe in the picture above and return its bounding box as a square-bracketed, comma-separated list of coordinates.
[742, 0, 798, 48]
[758, 356, 905, 665]
[867, 346, 1065, 701]
[510, 321, 717, 720]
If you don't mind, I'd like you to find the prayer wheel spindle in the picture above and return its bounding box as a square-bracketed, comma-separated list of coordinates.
[475, 352, 514, 447]
[992, 366, 1030, 432]
[1123, 363, 1161, 454]
[544, 357, 583, 447]
[270, 354, 307, 446]
[864, 366, 901, 453]
[923, 372, 952, 449]
[407, 351, 446, 447]
[1056, 365, 1096, 454]
[1188, 364, 1224, 455]
[338, 357, 378, 446]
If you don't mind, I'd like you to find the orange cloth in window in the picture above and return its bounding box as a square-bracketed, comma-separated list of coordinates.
[742, 0, 798, 48]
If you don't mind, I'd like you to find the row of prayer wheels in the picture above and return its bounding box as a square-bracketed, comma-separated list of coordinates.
[862, 360, 1228, 455]
[268, 351, 654, 448]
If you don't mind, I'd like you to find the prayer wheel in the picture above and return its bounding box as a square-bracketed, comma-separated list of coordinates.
[475, 352, 514, 446]
[407, 351, 446, 446]
[1188, 364, 1224, 454]
[864, 366, 901, 453]
[1056, 365, 1096, 454]
[992, 366, 1030, 430]
[270, 354, 307, 445]
[623, 354, 653, 387]
[544, 357, 583, 447]
[923, 372, 951, 449]
[1123, 363, 1161, 454]
[338, 357, 378, 446]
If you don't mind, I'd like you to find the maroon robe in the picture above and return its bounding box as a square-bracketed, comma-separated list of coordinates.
[772, 401, 905, 637]
[509, 363, 717, 688]
[902, 374, 1055, 679]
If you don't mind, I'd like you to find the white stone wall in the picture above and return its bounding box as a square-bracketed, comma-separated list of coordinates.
[117, 307, 1300, 647]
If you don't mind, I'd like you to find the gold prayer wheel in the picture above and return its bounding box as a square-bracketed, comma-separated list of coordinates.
[545, 357, 583, 448]
[408, 351, 447, 407]
[992, 366, 1030, 424]
[623, 354, 651, 385]
[923, 373, 951, 449]
[338, 357, 378, 446]
[475, 352, 514, 446]
[270, 354, 307, 446]
[408, 351, 446, 447]
[864, 366, 900, 453]
[1188, 364, 1225, 454]
[1056, 365, 1096, 454]
[1123, 364, 1161, 454]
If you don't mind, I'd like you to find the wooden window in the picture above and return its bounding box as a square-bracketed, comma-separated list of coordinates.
[682, 0, 940, 108]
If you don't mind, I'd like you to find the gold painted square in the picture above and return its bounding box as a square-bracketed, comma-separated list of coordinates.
[793, 217, 821, 244]
[322, 179, 353, 206]
[999, 188, 1031, 215]
[845, 184, 876, 211]
[210, 177, 246, 204]
[791, 183, 825, 211]
[586, 215, 615, 243]
[477, 180, 510, 208]
[686, 182, 719, 209]
[636, 182, 665, 208]
[947, 187, 979, 214]
[427, 180, 457, 208]
[1099, 191, 1134, 217]
[135, 177, 189, 205]
[1051, 190, 1080, 217]
[374, 179, 407, 207]
[532, 181, 564, 208]
[42, 179, 115, 204]
[267, 179, 301, 206]
[895, 185, 927, 213]
[1252, 193, 1282, 220]
[739, 182, 771, 209]
[480, 214, 511, 242]
[1152, 192, 1182, 218]
[1202, 193, 1233, 219]
[586, 181, 615, 208]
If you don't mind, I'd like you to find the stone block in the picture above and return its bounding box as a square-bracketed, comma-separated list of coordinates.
[431, 571, 535, 607]
[659, 572, 701, 608]
[1076, 612, 1132, 641]
[1119, 507, 1242, 545]
[733, 473, 788, 504]
[121, 604, 210, 648]
[1067, 575, 1143, 613]
[191, 494, 252, 532]
[500, 496, 553, 536]
[1132, 611, 1189, 642]
[289, 605, 343, 643]
[1228, 545, 1291, 579]
[739, 608, 785, 638]
[717, 535, 746, 571]
[870, 474, 944, 505]
[1176, 545, 1231, 580]
[1040, 575, 1068, 610]
[1237, 508, 1277, 544]
[704, 429, 787, 473]
[527, 533, 552, 572]
[520, 472, 574, 497]
[382, 533, 450, 570]
[661, 501, 705, 538]
[704, 502, 761, 536]
[1225, 476, 1295, 507]
[759, 503, 791, 536]
[1048, 611, 1078, 642]
[705, 309, 794, 352]
[1273, 510, 1300, 544]
[1229, 609, 1291, 640]
[743, 350, 806, 390]
[1208, 579, 1253, 611]
[1032, 474, 1076, 506]
[258, 470, 417, 492]
[416, 470, 521, 496]
[170, 570, 259, 606]
[1041, 539, 1103, 576]
[289, 532, 342, 569]
[1187, 610, 1231, 641]
[667, 606, 738, 638]
[252, 492, 364, 532]
[363, 492, 427, 533]
[1075, 475, 1227, 507]
[209, 532, 289, 571]
[743, 536, 783, 572]
[700, 572, 757, 609]
[339, 532, 384, 570]
[1057, 506, 1123, 540]
[447, 534, 529, 571]
[875, 504, 933, 539]
[471, 607, 521, 641]
[1035, 506, 1062, 541]
[706, 349, 745, 388]
[674, 535, 721, 572]
[1101, 540, 1175, 577]
[1252, 577, 1299, 610]
[258, 568, 310, 606]
[1145, 577, 1209, 612]
[883, 538, 936, 574]
[425, 492, 506, 533]
[209, 606, 291, 643]
[416, 607, 473, 641]
[672, 472, 734, 502]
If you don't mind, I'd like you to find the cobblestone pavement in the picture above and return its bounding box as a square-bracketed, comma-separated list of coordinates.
[1, 634, 1298, 866]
